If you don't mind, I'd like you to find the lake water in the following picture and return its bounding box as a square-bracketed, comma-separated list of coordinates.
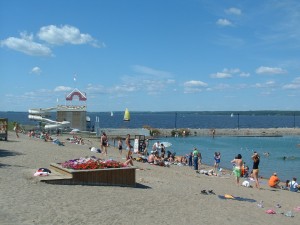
[153, 135, 300, 182]
[1, 111, 299, 129]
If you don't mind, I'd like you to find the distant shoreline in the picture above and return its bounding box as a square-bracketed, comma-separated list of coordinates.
[84, 128, 300, 138]
[16, 126, 300, 139]
[157, 128, 300, 137]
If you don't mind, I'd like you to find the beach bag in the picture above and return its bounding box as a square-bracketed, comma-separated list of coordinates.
[34, 168, 51, 176]
[242, 180, 250, 187]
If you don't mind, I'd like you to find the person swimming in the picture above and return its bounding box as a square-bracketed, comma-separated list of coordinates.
[283, 156, 296, 160]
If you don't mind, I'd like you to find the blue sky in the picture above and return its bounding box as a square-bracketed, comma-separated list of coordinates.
[1, 0, 300, 112]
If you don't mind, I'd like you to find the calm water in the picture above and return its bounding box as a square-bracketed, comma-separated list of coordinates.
[153, 136, 300, 182]
[1, 111, 300, 129]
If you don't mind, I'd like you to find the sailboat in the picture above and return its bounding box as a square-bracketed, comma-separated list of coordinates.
[111, 111, 113, 117]
[123, 108, 130, 121]
[230, 113, 234, 118]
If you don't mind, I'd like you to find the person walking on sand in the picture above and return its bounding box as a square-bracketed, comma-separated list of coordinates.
[13, 122, 20, 138]
[231, 154, 243, 186]
[100, 132, 108, 156]
[125, 134, 132, 151]
[118, 138, 123, 155]
[252, 151, 260, 189]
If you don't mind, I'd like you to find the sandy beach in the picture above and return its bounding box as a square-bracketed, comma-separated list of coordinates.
[0, 131, 299, 225]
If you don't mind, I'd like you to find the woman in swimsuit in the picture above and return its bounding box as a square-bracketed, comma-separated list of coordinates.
[124, 149, 133, 166]
[125, 134, 132, 151]
[214, 152, 221, 175]
[252, 152, 260, 189]
[100, 132, 108, 156]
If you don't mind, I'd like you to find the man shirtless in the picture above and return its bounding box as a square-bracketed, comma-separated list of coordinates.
[148, 152, 155, 163]
[231, 154, 243, 185]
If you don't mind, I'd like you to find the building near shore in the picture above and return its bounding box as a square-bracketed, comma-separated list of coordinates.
[56, 88, 87, 131]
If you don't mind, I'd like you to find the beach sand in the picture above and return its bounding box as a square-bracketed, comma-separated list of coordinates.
[0, 131, 299, 225]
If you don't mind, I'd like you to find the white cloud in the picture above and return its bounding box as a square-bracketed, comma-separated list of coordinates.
[131, 65, 171, 77]
[54, 86, 72, 92]
[38, 25, 101, 47]
[87, 65, 175, 97]
[166, 79, 175, 84]
[225, 7, 242, 15]
[210, 72, 232, 78]
[216, 19, 233, 26]
[1, 25, 102, 56]
[86, 84, 107, 93]
[184, 80, 208, 87]
[183, 80, 208, 93]
[256, 66, 287, 75]
[282, 77, 300, 89]
[223, 68, 240, 74]
[114, 85, 137, 92]
[214, 83, 231, 90]
[253, 80, 276, 88]
[1, 33, 52, 56]
[216, 68, 250, 78]
[30, 66, 42, 75]
[239, 72, 250, 77]
[184, 87, 203, 93]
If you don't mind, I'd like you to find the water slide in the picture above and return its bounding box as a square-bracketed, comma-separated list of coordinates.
[28, 108, 70, 129]
[28, 107, 57, 115]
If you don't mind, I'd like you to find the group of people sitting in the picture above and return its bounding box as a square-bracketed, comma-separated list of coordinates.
[28, 130, 52, 141]
[27, 130, 67, 146]
[268, 172, 299, 192]
[147, 141, 186, 165]
[145, 149, 187, 167]
[66, 135, 85, 145]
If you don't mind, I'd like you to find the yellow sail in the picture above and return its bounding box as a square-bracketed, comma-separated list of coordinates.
[123, 108, 130, 121]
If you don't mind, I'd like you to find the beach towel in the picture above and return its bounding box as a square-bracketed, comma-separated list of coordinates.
[294, 206, 300, 212]
[265, 209, 276, 214]
[218, 194, 235, 199]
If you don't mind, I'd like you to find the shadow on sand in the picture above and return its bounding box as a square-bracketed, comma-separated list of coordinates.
[0, 149, 24, 168]
[0, 149, 23, 158]
[218, 195, 256, 202]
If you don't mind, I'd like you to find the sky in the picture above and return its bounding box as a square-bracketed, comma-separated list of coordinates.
[0, 0, 300, 112]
